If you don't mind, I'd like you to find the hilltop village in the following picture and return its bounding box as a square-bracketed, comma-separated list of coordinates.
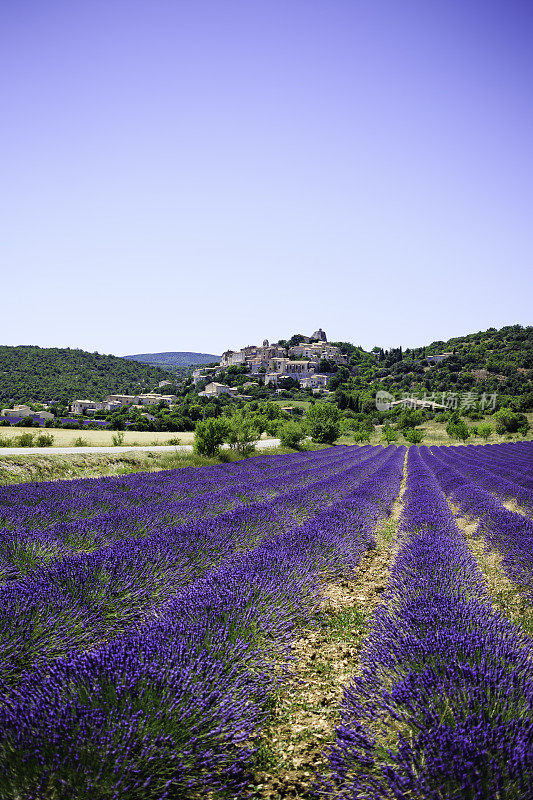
[0, 326, 530, 436]
[193, 328, 349, 396]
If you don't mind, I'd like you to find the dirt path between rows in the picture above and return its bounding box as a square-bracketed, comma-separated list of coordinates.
[449, 501, 533, 634]
[248, 454, 408, 799]
[501, 497, 532, 518]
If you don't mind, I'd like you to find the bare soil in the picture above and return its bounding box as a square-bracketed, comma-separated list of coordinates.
[247, 455, 408, 799]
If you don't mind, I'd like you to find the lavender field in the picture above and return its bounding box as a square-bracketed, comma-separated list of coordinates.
[0, 442, 531, 799]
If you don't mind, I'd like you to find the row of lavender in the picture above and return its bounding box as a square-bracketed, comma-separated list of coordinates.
[0, 446, 405, 798]
[0, 445, 374, 530]
[323, 446, 532, 799]
[0, 446, 393, 687]
[420, 443, 533, 605]
[430, 442, 533, 512]
[0, 446, 385, 582]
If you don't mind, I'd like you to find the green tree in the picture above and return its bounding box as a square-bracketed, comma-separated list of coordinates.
[396, 409, 424, 430]
[477, 423, 493, 441]
[381, 423, 398, 445]
[446, 418, 470, 441]
[279, 421, 305, 449]
[194, 417, 228, 457]
[305, 403, 341, 444]
[493, 408, 529, 435]
[225, 410, 258, 456]
[403, 427, 425, 444]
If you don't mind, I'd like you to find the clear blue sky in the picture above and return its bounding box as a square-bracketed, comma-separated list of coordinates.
[1, 0, 531, 355]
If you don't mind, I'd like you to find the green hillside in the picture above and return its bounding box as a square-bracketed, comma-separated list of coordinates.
[341, 324, 532, 411]
[0, 346, 173, 404]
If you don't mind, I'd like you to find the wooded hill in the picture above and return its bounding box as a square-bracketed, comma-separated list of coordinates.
[344, 324, 533, 410]
[124, 351, 220, 368]
[0, 346, 173, 404]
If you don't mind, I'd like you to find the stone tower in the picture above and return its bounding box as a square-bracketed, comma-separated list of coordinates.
[311, 328, 327, 342]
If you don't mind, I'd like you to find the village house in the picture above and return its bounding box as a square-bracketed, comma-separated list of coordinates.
[136, 394, 178, 406]
[192, 366, 220, 385]
[71, 399, 124, 414]
[389, 397, 446, 411]
[288, 342, 347, 363]
[426, 352, 454, 365]
[198, 382, 239, 397]
[299, 374, 330, 389]
[1, 404, 54, 421]
[71, 393, 177, 415]
[264, 359, 321, 385]
[106, 394, 139, 406]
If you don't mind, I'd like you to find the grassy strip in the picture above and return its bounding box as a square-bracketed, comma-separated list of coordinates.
[451, 502, 533, 636]
[0, 445, 333, 487]
[247, 453, 408, 799]
[0, 451, 227, 486]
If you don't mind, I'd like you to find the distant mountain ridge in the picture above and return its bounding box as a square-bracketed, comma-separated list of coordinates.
[124, 351, 220, 368]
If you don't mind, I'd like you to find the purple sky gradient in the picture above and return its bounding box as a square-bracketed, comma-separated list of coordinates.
[1, 0, 531, 354]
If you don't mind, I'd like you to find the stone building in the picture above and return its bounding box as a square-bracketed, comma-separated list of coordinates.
[198, 382, 239, 397]
[311, 327, 327, 342]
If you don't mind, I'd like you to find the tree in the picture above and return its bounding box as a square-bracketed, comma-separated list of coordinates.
[403, 427, 425, 444]
[477, 423, 493, 441]
[396, 409, 424, 430]
[381, 423, 398, 445]
[493, 408, 529, 435]
[328, 367, 350, 391]
[279, 421, 305, 449]
[194, 417, 228, 457]
[446, 418, 470, 441]
[288, 334, 307, 346]
[225, 410, 258, 456]
[305, 403, 341, 444]
[319, 359, 336, 374]
[277, 376, 299, 391]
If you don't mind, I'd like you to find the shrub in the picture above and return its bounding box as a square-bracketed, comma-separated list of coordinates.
[112, 431, 125, 446]
[279, 422, 305, 449]
[305, 403, 341, 445]
[493, 408, 529, 436]
[477, 423, 493, 440]
[403, 427, 425, 444]
[218, 449, 232, 462]
[194, 418, 228, 457]
[15, 433, 34, 447]
[36, 433, 54, 447]
[381, 423, 398, 445]
[446, 419, 470, 441]
[73, 437, 89, 447]
[16, 417, 35, 427]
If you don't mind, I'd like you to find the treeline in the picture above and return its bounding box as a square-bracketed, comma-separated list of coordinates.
[0, 346, 173, 404]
